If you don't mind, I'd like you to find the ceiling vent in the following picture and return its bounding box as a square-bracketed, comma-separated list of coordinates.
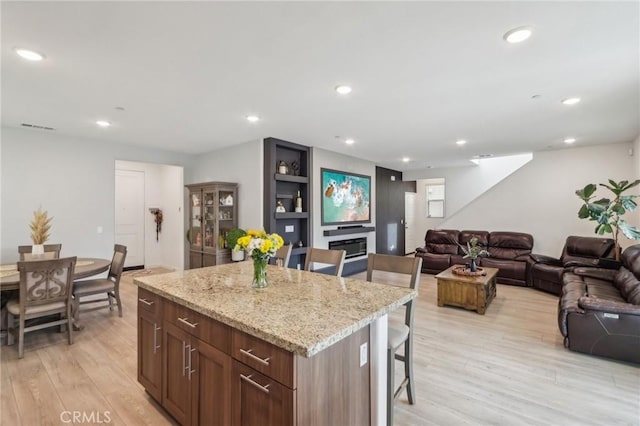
[21, 123, 56, 131]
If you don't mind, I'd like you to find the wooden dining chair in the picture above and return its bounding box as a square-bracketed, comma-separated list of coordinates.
[366, 253, 422, 426]
[73, 244, 127, 321]
[7, 256, 77, 358]
[18, 244, 62, 261]
[304, 247, 346, 276]
[272, 243, 292, 268]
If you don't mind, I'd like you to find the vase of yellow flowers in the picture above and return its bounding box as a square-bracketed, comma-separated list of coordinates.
[235, 229, 284, 288]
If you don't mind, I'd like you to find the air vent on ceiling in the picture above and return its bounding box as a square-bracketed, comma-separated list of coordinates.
[21, 123, 56, 131]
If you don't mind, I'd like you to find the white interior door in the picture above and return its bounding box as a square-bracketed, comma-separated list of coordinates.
[115, 169, 145, 267]
[404, 192, 418, 255]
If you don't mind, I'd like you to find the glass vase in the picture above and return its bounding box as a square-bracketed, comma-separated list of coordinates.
[252, 257, 268, 288]
[469, 259, 478, 272]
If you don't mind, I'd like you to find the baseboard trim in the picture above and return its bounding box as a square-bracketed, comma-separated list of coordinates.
[123, 265, 145, 272]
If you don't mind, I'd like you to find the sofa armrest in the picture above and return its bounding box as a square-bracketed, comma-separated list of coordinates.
[572, 267, 617, 281]
[416, 247, 428, 254]
[529, 253, 562, 266]
[578, 297, 640, 316]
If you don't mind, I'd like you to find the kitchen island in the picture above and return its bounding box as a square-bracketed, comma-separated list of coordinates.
[134, 261, 416, 426]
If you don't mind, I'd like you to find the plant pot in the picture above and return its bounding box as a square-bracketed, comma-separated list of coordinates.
[231, 249, 245, 262]
[31, 244, 44, 257]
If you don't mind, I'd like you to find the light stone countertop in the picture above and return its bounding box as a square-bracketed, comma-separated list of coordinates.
[134, 262, 416, 357]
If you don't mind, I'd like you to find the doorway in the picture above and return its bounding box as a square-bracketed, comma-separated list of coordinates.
[115, 169, 145, 268]
[375, 167, 416, 256]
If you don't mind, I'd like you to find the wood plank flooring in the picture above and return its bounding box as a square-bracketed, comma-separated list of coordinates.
[1, 268, 638, 425]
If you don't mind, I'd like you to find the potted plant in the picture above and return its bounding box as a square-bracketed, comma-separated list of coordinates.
[226, 228, 247, 261]
[30, 207, 52, 256]
[459, 236, 490, 272]
[576, 179, 640, 261]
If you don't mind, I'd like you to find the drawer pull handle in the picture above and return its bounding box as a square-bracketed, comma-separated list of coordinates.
[138, 298, 154, 306]
[239, 348, 271, 366]
[178, 317, 199, 328]
[153, 324, 161, 354]
[240, 374, 270, 394]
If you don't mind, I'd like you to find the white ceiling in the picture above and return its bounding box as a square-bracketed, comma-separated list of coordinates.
[2, 1, 639, 170]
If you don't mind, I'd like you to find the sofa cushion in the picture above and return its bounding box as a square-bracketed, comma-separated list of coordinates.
[487, 232, 533, 260]
[614, 267, 640, 305]
[418, 252, 451, 272]
[481, 258, 527, 283]
[424, 229, 459, 255]
[559, 272, 588, 336]
[457, 230, 489, 255]
[586, 280, 626, 303]
[562, 236, 615, 264]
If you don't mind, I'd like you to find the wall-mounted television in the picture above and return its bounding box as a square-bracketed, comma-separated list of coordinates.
[321, 168, 371, 226]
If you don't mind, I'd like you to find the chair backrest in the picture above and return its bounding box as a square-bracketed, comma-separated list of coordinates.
[304, 248, 346, 276]
[17, 256, 76, 312]
[108, 245, 128, 285]
[272, 244, 292, 268]
[18, 244, 62, 261]
[366, 253, 422, 329]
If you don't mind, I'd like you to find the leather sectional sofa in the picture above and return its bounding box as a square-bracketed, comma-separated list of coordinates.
[528, 236, 617, 295]
[558, 244, 640, 363]
[415, 229, 534, 286]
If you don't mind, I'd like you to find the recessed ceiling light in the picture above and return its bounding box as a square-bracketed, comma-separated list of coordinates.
[246, 115, 260, 122]
[345, 138, 355, 145]
[96, 120, 111, 127]
[402, 157, 410, 163]
[503, 26, 532, 44]
[564, 137, 576, 144]
[335, 85, 352, 95]
[561, 97, 581, 105]
[456, 140, 467, 146]
[14, 48, 45, 61]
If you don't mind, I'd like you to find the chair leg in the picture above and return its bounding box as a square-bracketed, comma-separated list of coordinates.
[67, 307, 73, 345]
[108, 293, 113, 311]
[7, 312, 15, 346]
[387, 347, 395, 426]
[405, 338, 415, 404]
[114, 291, 123, 318]
[73, 297, 80, 323]
[18, 316, 25, 359]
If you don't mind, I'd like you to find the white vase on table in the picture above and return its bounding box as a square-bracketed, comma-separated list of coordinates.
[31, 244, 45, 258]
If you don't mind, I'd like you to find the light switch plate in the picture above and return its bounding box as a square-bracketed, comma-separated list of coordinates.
[360, 343, 368, 367]
[285, 225, 294, 233]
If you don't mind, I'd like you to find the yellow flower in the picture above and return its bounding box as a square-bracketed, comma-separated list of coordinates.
[260, 239, 273, 253]
[237, 235, 251, 248]
[272, 234, 284, 249]
[247, 229, 261, 237]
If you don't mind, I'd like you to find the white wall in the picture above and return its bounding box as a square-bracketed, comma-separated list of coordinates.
[0, 126, 193, 263]
[432, 143, 635, 255]
[115, 160, 184, 270]
[632, 134, 640, 231]
[405, 154, 532, 239]
[188, 139, 263, 230]
[312, 147, 377, 262]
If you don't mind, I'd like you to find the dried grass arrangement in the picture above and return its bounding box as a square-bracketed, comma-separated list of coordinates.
[30, 208, 52, 244]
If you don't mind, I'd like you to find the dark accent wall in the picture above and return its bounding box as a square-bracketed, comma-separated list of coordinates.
[375, 167, 416, 255]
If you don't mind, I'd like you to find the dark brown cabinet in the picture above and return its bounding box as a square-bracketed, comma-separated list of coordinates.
[186, 182, 238, 269]
[231, 360, 293, 426]
[137, 289, 163, 402]
[192, 339, 231, 426]
[162, 321, 192, 425]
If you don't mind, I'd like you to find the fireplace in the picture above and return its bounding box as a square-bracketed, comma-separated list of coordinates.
[329, 237, 367, 259]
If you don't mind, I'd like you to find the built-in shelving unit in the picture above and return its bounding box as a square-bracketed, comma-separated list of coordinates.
[264, 138, 312, 269]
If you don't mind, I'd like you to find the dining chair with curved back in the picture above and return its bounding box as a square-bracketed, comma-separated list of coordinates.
[18, 244, 62, 261]
[304, 247, 346, 277]
[366, 253, 422, 426]
[7, 256, 77, 358]
[73, 244, 127, 321]
[272, 243, 293, 268]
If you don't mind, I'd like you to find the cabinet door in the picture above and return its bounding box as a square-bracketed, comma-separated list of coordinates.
[163, 321, 192, 425]
[202, 188, 218, 252]
[190, 189, 203, 251]
[191, 339, 231, 426]
[231, 361, 294, 426]
[138, 309, 162, 402]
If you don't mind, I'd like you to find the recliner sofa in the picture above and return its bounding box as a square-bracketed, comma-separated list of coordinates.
[415, 229, 534, 286]
[558, 244, 640, 364]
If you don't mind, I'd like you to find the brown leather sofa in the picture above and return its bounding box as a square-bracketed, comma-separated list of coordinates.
[559, 244, 640, 364]
[528, 236, 617, 295]
[415, 229, 534, 286]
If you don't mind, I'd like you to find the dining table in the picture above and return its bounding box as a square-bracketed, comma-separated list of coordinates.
[0, 257, 111, 291]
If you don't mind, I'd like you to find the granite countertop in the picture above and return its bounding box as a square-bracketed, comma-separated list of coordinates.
[134, 262, 416, 357]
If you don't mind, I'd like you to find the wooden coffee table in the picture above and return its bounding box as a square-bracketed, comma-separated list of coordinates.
[435, 266, 498, 314]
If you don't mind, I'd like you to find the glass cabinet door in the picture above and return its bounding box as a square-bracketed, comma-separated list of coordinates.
[202, 188, 217, 251]
[190, 191, 203, 249]
[217, 189, 235, 249]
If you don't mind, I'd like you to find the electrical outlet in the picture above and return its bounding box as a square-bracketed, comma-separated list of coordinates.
[285, 225, 294, 233]
[360, 343, 368, 367]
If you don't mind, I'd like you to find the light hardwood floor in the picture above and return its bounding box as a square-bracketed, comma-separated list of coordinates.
[1, 268, 638, 425]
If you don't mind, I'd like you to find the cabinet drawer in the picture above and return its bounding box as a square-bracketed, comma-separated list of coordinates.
[137, 287, 162, 317]
[164, 300, 231, 354]
[232, 330, 294, 388]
